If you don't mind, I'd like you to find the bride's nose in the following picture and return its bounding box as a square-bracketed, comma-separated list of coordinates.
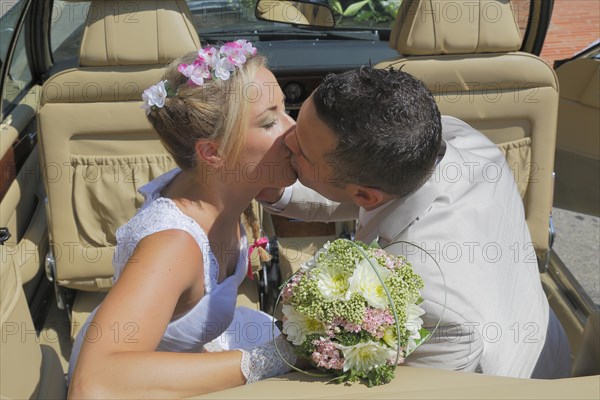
[282, 111, 295, 131]
[278, 111, 295, 139]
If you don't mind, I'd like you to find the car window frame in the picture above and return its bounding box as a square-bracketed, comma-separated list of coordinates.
[0, 0, 32, 119]
[520, 0, 554, 55]
[0, 0, 60, 119]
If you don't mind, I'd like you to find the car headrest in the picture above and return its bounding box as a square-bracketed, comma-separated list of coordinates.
[79, 0, 201, 67]
[389, 0, 522, 56]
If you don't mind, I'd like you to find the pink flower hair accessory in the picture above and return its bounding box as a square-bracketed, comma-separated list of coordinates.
[142, 39, 257, 113]
[178, 39, 257, 87]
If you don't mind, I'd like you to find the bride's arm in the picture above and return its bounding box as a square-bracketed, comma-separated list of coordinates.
[68, 230, 246, 399]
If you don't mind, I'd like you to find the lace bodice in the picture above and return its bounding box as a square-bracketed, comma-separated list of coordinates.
[68, 169, 249, 379]
[119, 168, 248, 351]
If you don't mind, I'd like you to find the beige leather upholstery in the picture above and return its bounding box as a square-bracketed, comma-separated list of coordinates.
[553, 57, 599, 215]
[0, 245, 67, 399]
[376, 0, 559, 258]
[37, 0, 200, 291]
[555, 57, 599, 159]
[190, 367, 600, 399]
[79, 0, 199, 67]
[389, 0, 521, 55]
[0, 98, 48, 299]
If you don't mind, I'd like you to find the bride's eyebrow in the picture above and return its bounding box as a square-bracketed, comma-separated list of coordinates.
[257, 105, 277, 118]
[257, 94, 286, 118]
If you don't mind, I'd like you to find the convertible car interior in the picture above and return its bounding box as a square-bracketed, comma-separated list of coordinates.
[0, 0, 598, 398]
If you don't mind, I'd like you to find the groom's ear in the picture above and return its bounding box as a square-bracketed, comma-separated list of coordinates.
[346, 184, 387, 210]
[195, 139, 222, 167]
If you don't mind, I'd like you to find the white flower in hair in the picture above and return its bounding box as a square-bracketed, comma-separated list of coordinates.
[214, 57, 236, 81]
[178, 60, 211, 86]
[198, 46, 219, 68]
[220, 39, 257, 68]
[235, 39, 256, 56]
[141, 80, 168, 115]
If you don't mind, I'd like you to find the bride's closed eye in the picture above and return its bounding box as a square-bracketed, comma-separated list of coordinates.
[263, 119, 278, 130]
[259, 96, 286, 131]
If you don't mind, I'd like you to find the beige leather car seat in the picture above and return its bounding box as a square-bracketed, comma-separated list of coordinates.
[375, 0, 559, 265]
[37, 0, 200, 332]
[1, 246, 67, 399]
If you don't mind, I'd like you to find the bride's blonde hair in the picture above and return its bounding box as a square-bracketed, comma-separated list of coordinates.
[146, 51, 270, 267]
[147, 52, 266, 168]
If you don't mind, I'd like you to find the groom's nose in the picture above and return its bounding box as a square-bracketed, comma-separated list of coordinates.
[284, 128, 299, 154]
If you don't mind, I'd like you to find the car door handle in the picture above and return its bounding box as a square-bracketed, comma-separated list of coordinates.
[0, 227, 11, 245]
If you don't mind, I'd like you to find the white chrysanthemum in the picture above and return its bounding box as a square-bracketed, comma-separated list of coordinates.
[316, 267, 349, 301]
[347, 257, 392, 309]
[282, 304, 323, 345]
[335, 341, 396, 373]
[405, 297, 425, 353]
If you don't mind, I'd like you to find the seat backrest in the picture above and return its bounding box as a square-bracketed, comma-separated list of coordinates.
[375, 0, 559, 260]
[38, 0, 200, 291]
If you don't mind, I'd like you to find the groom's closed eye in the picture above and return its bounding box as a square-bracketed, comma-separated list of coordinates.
[293, 132, 314, 164]
[285, 128, 306, 160]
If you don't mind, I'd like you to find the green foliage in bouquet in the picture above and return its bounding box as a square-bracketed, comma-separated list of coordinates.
[280, 238, 429, 386]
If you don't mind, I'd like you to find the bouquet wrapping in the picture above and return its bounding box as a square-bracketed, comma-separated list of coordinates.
[280, 238, 429, 386]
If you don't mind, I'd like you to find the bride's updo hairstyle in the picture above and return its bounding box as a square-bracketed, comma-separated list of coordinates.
[141, 41, 270, 265]
[144, 41, 265, 169]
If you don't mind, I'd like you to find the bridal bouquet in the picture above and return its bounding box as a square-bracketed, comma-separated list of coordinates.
[280, 238, 428, 386]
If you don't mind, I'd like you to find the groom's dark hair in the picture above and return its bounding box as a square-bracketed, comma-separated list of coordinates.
[313, 67, 442, 197]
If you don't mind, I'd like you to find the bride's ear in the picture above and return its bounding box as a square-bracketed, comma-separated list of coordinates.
[195, 139, 223, 167]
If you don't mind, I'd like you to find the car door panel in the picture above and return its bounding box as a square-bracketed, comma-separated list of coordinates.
[554, 56, 600, 216]
[0, 87, 48, 302]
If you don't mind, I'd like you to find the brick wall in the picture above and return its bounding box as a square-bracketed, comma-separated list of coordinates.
[540, 0, 600, 66]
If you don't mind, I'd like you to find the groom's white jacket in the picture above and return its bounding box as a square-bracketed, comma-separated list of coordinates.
[266, 116, 567, 378]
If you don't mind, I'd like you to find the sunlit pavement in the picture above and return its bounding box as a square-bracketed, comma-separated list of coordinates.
[552, 207, 600, 306]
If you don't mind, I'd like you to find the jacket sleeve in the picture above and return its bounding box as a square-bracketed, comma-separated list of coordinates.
[261, 181, 359, 222]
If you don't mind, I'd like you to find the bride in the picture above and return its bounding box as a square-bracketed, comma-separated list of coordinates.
[68, 40, 298, 398]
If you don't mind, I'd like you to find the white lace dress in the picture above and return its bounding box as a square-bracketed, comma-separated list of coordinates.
[68, 168, 276, 381]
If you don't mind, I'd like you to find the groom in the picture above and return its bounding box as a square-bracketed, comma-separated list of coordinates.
[259, 67, 570, 379]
